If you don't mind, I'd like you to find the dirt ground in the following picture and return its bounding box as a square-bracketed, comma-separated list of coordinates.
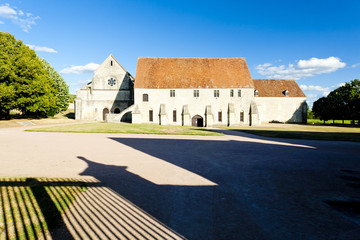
[1, 125, 360, 239]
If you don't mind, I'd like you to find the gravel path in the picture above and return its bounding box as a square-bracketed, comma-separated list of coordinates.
[1, 126, 360, 239]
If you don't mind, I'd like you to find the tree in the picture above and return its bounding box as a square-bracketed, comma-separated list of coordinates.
[346, 79, 360, 123]
[312, 97, 332, 124]
[40, 58, 69, 115]
[312, 79, 360, 125]
[0, 32, 57, 118]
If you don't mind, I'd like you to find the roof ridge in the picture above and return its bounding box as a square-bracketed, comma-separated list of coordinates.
[137, 57, 247, 59]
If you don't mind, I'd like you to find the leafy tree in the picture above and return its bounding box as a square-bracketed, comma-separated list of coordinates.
[312, 79, 360, 125]
[307, 106, 315, 119]
[0, 32, 57, 118]
[40, 58, 69, 114]
[312, 97, 332, 124]
[345, 79, 360, 122]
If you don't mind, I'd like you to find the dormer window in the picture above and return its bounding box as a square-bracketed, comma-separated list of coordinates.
[254, 90, 259, 97]
[284, 90, 289, 96]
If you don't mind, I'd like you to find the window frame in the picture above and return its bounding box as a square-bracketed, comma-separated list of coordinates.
[230, 89, 234, 97]
[240, 111, 244, 122]
[214, 90, 220, 98]
[194, 90, 199, 98]
[218, 111, 222, 122]
[173, 110, 177, 122]
[143, 94, 149, 102]
[170, 90, 175, 97]
[238, 89, 241, 97]
[149, 110, 153, 122]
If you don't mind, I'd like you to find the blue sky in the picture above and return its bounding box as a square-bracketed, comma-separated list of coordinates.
[1, 0, 359, 107]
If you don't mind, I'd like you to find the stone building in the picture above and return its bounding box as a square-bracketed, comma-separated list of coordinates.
[75, 54, 134, 121]
[75, 55, 307, 126]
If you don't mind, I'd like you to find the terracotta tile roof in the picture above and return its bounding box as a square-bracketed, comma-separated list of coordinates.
[135, 57, 253, 88]
[253, 79, 306, 97]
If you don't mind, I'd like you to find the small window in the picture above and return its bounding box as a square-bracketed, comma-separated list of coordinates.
[194, 90, 199, 97]
[238, 90, 241, 97]
[110, 60, 113, 66]
[284, 90, 289, 96]
[114, 108, 120, 114]
[218, 111, 222, 122]
[108, 78, 116, 86]
[230, 89, 234, 97]
[143, 94, 149, 102]
[173, 110, 177, 122]
[254, 90, 259, 97]
[214, 90, 220, 98]
[240, 111, 244, 122]
[170, 90, 175, 97]
[149, 110, 153, 122]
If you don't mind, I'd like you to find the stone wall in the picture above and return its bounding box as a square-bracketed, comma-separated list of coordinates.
[254, 97, 307, 123]
[133, 88, 259, 126]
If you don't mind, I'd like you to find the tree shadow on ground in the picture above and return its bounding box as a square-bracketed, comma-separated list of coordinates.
[78, 136, 360, 240]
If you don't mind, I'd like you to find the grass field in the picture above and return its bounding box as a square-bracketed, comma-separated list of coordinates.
[307, 119, 359, 125]
[228, 124, 360, 142]
[0, 177, 88, 240]
[27, 122, 224, 136]
[0, 109, 75, 128]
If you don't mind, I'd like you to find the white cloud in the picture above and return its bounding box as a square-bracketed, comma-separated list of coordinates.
[70, 80, 91, 87]
[350, 63, 360, 68]
[256, 57, 346, 80]
[0, 3, 40, 32]
[26, 44, 57, 53]
[60, 63, 100, 74]
[300, 84, 330, 92]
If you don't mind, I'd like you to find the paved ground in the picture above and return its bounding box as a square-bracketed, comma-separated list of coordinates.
[1, 126, 360, 239]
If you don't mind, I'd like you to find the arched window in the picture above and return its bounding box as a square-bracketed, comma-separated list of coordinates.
[114, 108, 120, 114]
[254, 90, 259, 97]
[143, 94, 149, 102]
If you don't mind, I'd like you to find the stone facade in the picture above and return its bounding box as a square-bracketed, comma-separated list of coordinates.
[132, 88, 259, 126]
[75, 54, 134, 121]
[75, 56, 307, 126]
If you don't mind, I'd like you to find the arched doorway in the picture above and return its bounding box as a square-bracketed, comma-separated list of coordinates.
[103, 108, 109, 121]
[192, 115, 204, 127]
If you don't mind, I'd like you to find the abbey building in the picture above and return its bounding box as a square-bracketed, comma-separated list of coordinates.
[75, 55, 307, 126]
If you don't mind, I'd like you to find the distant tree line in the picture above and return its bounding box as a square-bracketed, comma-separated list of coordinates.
[312, 79, 360, 124]
[0, 32, 69, 119]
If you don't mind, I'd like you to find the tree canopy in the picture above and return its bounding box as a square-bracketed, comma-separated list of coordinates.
[40, 58, 69, 115]
[0, 32, 60, 118]
[312, 79, 360, 123]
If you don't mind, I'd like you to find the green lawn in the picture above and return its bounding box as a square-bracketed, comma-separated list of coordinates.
[0, 177, 88, 240]
[228, 124, 360, 142]
[27, 122, 223, 136]
[307, 119, 359, 125]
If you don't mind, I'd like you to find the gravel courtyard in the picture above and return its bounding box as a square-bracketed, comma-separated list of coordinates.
[1, 126, 360, 239]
